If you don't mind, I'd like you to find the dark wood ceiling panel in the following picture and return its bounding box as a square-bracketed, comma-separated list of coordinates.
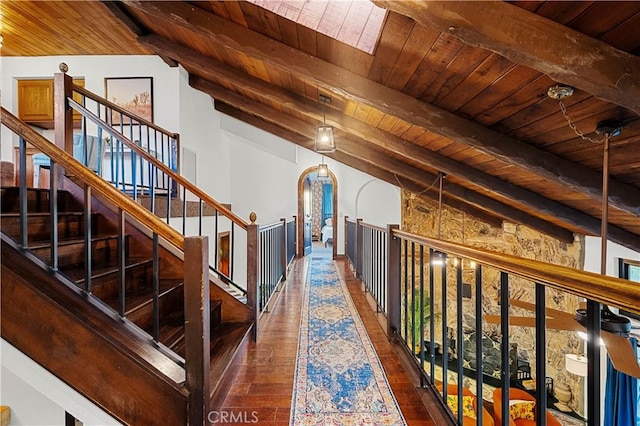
[527, 1, 594, 24]
[437, 54, 515, 113]
[382, 23, 439, 91]
[276, 14, 300, 50]
[402, 34, 466, 99]
[5, 0, 640, 251]
[458, 65, 541, 120]
[421, 45, 492, 106]
[366, 12, 415, 84]
[568, 2, 640, 40]
[600, 12, 640, 55]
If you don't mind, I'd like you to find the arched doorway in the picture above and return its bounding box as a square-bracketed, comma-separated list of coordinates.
[297, 166, 338, 259]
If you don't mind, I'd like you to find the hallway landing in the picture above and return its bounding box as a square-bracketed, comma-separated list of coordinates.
[217, 257, 443, 425]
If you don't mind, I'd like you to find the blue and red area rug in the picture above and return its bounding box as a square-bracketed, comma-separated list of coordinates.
[290, 258, 405, 426]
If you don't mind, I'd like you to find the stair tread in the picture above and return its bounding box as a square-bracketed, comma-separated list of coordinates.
[64, 257, 155, 282]
[159, 300, 227, 356]
[27, 234, 120, 250]
[1, 211, 85, 217]
[209, 322, 252, 382]
[103, 278, 182, 316]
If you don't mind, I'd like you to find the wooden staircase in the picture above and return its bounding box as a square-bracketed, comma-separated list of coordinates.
[1, 183, 252, 423]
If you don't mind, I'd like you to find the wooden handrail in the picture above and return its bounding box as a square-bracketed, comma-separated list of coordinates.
[73, 84, 179, 138]
[360, 222, 387, 233]
[393, 229, 640, 315]
[1, 107, 185, 250]
[68, 99, 248, 230]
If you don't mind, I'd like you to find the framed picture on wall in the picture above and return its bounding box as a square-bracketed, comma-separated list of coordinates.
[104, 77, 153, 125]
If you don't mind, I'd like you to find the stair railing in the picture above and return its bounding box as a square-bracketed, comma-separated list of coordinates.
[258, 217, 297, 313]
[346, 219, 640, 426]
[2, 106, 223, 423]
[53, 71, 251, 300]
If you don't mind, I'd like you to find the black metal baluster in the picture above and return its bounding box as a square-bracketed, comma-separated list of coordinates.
[118, 208, 126, 317]
[18, 138, 28, 248]
[587, 300, 601, 426]
[50, 161, 59, 271]
[182, 187, 187, 235]
[411, 241, 416, 356]
[500, 271, 510, 426]
[456, 258, 464, 421]
[441, 254, 448, 399]
[475, 264, 484, 426]
[230, 223, 235, 281]
[429, 248, 436, 381]
[535, 283, 547, 426]
[166, 177, 171, 224]
[403, 239, 408, 345]
[84, 185, 92, 293]
[419, 245, 426, 386]
[152, 233, 160, 341]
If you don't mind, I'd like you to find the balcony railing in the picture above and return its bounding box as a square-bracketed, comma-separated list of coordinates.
[346, 219, 640, 426]
[258, 217, 297, 312]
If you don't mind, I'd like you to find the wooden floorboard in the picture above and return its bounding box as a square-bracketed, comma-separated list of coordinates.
[218, 257, 441, 425]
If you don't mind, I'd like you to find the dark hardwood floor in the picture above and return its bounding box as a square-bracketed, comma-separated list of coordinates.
[217, 257, 442, 426]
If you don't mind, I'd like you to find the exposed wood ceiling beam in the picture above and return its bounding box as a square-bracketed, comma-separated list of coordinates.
[127, 1, 640, 218]
[140, 33, 622, 243]
[101, 1, 147, 36]
[194, 76, 575, 242]
[372, 1, 640, 115]
[103, 0, 176, 64]
[216, 102, 504, 229]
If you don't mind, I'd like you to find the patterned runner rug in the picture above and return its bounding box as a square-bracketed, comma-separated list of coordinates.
[290, 258, 406, 426]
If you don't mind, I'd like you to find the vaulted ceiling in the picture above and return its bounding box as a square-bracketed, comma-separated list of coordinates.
[2, 1, 639, 251]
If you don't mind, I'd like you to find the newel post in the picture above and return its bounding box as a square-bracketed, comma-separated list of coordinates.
[54, 64, 74, 156]
[184, 236, 211, 426]
[344, 215, 349, 257]
[356, 218, 364, 279]
[386, 224, 401, 340]
[280, 217, 287, 281]
[247, 212, 259, 341]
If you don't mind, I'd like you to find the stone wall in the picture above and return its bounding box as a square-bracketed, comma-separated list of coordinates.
[401, 190, 586, 415]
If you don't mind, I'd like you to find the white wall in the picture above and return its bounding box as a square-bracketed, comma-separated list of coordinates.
[0, 339, 121, 426]
[1, 56, 180, 162]
[584, 236, 640, 277]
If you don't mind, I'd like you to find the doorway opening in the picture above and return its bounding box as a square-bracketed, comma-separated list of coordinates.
[297, 166, 338, 259]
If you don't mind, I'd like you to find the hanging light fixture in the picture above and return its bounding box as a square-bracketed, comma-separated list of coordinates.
[317, 156, 329, 178]
[315, 94, 336, 153]
[431, 172, 446, 266]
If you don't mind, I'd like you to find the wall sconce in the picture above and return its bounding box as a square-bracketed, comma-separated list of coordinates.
[315, 94, 336, 153]
[317, 157, 329, 178]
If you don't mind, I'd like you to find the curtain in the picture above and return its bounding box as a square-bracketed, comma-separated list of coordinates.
[322, 183, 333, 225]
[604, 337, 638, 426]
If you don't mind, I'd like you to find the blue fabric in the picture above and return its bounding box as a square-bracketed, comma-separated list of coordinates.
[604, 337, 638, 426]
[322, 183, 332, 225]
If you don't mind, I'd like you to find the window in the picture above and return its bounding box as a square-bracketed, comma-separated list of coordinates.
[619, 258, 640, 320]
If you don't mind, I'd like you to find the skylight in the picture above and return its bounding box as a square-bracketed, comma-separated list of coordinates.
[247, 0, 386, 54]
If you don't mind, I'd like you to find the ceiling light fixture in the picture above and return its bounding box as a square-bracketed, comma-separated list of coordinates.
[317, 156, 329, 178]
[549, 86, 629, 333]
[315, 94, 336, 153]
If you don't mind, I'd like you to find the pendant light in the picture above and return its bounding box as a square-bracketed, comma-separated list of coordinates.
[315, 94, 335, 153]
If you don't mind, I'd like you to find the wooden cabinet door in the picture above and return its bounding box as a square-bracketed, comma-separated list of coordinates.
[18, 79, 54, 122]
[17, 78, 85, 128]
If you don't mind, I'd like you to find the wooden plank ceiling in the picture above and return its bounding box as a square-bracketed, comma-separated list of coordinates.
[2, 0, 639, 252]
